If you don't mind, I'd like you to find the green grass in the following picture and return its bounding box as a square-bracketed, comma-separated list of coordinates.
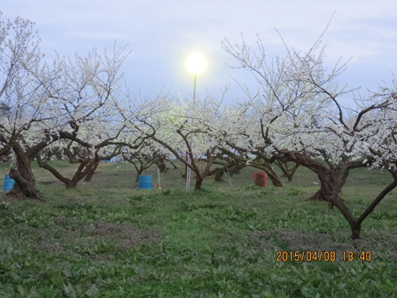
[1, 161, 397, 297]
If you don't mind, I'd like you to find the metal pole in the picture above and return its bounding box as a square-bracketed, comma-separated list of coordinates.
[186, 72, 197, 190]
[193, 72, 197, 105]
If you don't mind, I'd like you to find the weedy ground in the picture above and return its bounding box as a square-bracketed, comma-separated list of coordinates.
[1, 161, 397, 297]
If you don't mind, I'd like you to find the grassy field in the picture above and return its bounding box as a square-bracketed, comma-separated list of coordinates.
[1, 161, 397, 297]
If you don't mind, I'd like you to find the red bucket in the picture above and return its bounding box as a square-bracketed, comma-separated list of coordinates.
[253, 172, 267, 187]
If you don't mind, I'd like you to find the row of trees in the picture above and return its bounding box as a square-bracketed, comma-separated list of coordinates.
[1, 13, 397, 239]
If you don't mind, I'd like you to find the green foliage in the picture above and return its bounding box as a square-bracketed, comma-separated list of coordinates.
[0, 163, 396, 296]
[288, 187, 302, 197]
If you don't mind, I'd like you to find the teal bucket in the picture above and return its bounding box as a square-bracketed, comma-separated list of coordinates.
[138, 175, 152, 189]
[3, 174, 15, 192]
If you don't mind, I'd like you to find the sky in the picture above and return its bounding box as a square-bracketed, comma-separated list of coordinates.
[2, 1, 397, 106]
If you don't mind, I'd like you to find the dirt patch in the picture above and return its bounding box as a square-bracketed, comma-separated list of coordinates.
[83, 220, 158, 250]
[35, 241, 63, 252]
[33, 217, 158, 253]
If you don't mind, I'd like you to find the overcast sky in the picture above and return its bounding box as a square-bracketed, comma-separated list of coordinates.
[2, 1, 397, 105]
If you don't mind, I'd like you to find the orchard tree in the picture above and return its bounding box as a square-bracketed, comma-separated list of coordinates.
[0, 13, 61, 200]
[35, 45, 153, 188]
[269, 42, 395, 239]
[223, 31, 397, 239]
[219, 34, 336, 187]
[122, 139, 175, 182]
[147, 95, 230, 190]
[275, 90, 396, 240]
[111, 91, 175, 181]
[0, 12, 137, 198]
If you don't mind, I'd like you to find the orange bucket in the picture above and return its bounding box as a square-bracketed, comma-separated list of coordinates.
[253, 172, 268, 187]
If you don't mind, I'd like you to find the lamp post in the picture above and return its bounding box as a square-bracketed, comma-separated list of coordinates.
[185, 52, 206, 189]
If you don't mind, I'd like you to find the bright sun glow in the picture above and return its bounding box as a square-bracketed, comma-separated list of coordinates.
[186, 52, 207, 75]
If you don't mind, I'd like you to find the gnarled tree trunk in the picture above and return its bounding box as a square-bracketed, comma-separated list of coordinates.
[277, 151, 349, 202]
[84, 160, 100, 182]
[194, 176, 204, 190]
[5, 142, 44, 201]
[36, 154, 101, 188]
[307, 168, 347, 203]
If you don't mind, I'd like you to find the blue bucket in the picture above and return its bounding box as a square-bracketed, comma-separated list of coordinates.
[3, 174, 15, 192]
[138, 175, 152, 189]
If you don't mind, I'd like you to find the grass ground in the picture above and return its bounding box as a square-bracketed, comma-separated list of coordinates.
[1, 161, 397, 297]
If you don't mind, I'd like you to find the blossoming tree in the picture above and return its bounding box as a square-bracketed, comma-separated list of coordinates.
[34, 46, 134, 188]
[0, 13, 61, 200]
[147, 95, 230, 190]
[223, 32, 397, 239]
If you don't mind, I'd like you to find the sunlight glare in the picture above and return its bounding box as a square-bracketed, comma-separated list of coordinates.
[186, 52, 207, 75]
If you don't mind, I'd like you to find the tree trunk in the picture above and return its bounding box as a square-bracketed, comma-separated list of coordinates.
[264, 167, 283, 187]
[350, 222, 361, 240]
[66, 177, 80, 188]
[135, 167, 145, 183]
[214, 168, 225, 182]
[307, 173, 335, 202]
[277, 150, 397, 240]
[154, 156, 168, 173]
[84, 161, 99, 182]
[194, 176, 204, 190]
[66, 161, 96, 188]
[5, 143, 44, 201]
[285, 164, 299, 181]
[7, 169, 44, 201]
[229, 164, 246, 176]
[306, 168, 351, 206]
[36, 153, 99, 188]
[275, 161, 299, 182]
[277, 151, 348, 202]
